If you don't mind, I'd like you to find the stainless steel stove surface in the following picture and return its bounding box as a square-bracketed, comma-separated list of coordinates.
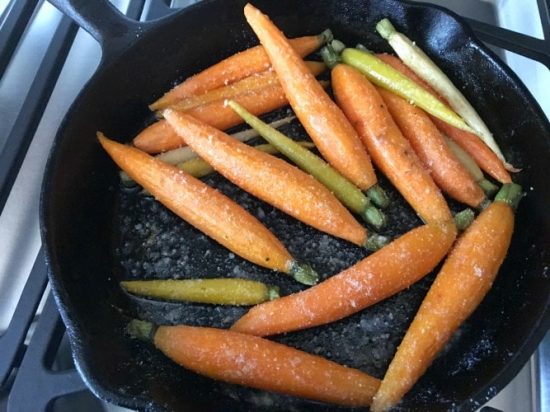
[0, 1, 548, 411]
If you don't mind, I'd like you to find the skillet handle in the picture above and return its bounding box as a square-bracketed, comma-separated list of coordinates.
[48, 0, 148, 62]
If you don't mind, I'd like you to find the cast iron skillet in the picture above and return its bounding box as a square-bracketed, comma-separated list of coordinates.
[41, 0, 550, 410]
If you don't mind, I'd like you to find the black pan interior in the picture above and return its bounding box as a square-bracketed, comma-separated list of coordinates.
[41, 0, 550, 411]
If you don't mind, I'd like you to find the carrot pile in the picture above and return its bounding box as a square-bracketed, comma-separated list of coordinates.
[96, 3, 523, 409]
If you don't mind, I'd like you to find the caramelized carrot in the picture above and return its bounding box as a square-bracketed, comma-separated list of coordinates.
[232, 221, 456, 337]
[128, 320, 380, 407]
[98, 133, 317, 285]
[377, 53, 512, 184]
[163, 110, 382, 249]
[332, 64, 452, 224]
[169, 61, 325, 112]
[243, 4, 384, 203]
[150, 32, 331, 110]
[378, 88, 487, 208]
[371, 184, 521, 412]
[135, 78, 329, 154]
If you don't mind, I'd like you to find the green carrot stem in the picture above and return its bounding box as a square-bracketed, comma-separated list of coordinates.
[341, 48, 474, 134]
[320, 44, 341, 69]
[365, 184, 390, 209]
[494, 183, 523, 209]
[375, 18, 396, 40]
[290, 261, 319, 285]
[478, 178, 499, 197]
[127, 319, 157, 342]
[364, 234, 389, 251]
[454, 208, 475, 231]
[228, 100, 386, 229]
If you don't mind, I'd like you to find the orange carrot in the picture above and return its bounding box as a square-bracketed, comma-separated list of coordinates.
[433, 119, 513, 183]
[150, 32, 331, 110]
[231, 221, 456, 337]
[378, 88, 486, 208]
[332, 64, 452, 224]
[135, 86, 288, 153]
[243, 4, 380, 196]
[128, 321, 380, 407]
[97, 133, 317, 284]
[163, 110, 379, 249]
[134, 70, 328, 154]
[371, 183, 521, 412]
[170, 61, 325, 112]
[377, 53, 512, 184]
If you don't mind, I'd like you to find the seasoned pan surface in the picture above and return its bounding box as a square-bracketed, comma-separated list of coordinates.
[41, 0, 550, 410]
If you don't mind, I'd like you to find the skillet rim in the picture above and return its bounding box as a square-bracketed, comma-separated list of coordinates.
[40, 0, 550, 410]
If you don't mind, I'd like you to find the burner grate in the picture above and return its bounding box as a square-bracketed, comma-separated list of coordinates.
[0, 0, 548, 411]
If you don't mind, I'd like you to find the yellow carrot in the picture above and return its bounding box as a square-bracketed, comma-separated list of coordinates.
[121, 278, 279, 305]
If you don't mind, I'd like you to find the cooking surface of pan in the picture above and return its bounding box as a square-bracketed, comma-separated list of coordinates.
[41, 0, 550, 410]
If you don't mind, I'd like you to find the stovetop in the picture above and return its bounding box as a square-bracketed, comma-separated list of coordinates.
[0, 1, 548, 411]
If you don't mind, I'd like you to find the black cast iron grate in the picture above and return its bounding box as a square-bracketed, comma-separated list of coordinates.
[0, 0, 548, 411]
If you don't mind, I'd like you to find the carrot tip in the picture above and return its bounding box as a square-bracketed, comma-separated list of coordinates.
[290, 261, 319, 285]
[366, 184, 390, 209]
[127, 319, 156, 342]
[364, 233, 389, 251]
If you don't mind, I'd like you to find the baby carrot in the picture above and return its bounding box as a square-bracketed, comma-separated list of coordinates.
[435, 119, 513, 183]
[168, 61, 325, 112]
[163, 110, 383, 249]
[128, 320, 380, 407]
[376, 19, 510, 167]
[443, 136, 498, 196]
[243, 4, 387, 207]
[150, 31, 332, 110]
[228, 100, 386, 230]
[331, 64, 453, 224]
[98, 133, 317, 285]
[134, 80, 329, 154]
[371, 183, 522, 412]
[231, 221, 456, 337]
[120, 141, 315, 184]
[341, 48, 474, 134]
[378, 88, 487, 208]
[155, 115, 296, 164]
[121, 278, 280, 305]
[376, 53, 512, 184]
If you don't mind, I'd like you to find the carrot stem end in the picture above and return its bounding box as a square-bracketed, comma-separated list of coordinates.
[127, 319, 157, 342]
[290, 261, 319, 285]
[364, 233, 389, 251]
[495, 183, 523, 209]
[366, 184, 390, 209]
[454, 208, 475, 231]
